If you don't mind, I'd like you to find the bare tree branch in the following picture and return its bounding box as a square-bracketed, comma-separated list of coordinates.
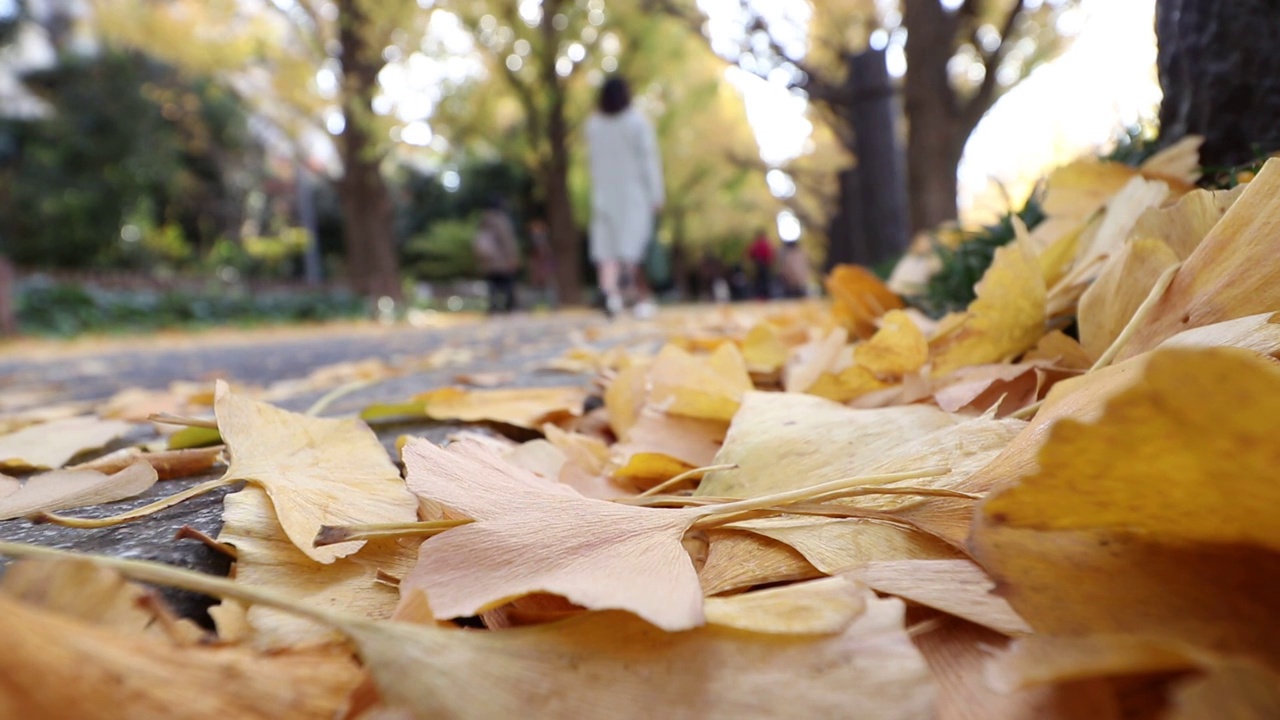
[963, 0, 1026, 129]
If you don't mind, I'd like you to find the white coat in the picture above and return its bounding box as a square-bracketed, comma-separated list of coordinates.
[585, 107, 664, 264]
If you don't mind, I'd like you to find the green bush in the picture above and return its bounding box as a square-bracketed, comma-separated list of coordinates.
[15, 281, 366, 336]
[403, 217, 479, 281]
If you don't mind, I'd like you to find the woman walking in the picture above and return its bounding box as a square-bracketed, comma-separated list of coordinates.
[585, 77, 664, 317]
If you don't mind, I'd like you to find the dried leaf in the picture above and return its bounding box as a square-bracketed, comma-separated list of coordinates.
[0, 415, 133, 471]
[699, 529, 823, 595]
[603, 361, 648, 439]
[853, 559, 1030, 635]
[971, 348, 1280, 667]
[1078, 237, 1181, 359]
[0, 592, 360, 720]
[401, 438, 707, 630]
[1118, 158, 1280, 359]
[783, 327, 848, 393]
[855, 309, 929, 376]
[930, 239, 1047, 376]
[351, 594, 935, 719]
[702, 575, 866, 634]
[214, 486, 420, 649]
[362, 385, 587, 429]
[0, 461, 157, 521]
[1039, 160, 1141, 219]
[611, 406, 725, 469]
[215, 382, 417, 564]
[727, 517, 964, 574]
[825, 264, 904, 339]
[68, 446, 223, 480]
[1130, 184, 1244, 260]
[741, 322, 789, 372]
[649, 343, 752, 422]
[1, 558, 203, 642]
[914, 615, 1124, 720]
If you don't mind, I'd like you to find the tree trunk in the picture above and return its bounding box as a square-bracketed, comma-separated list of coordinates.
[1156, 0, 1280, 166]
[902, 0, 965, 234]
[539, 3, 583, 305]
[337, 0, 401, 301]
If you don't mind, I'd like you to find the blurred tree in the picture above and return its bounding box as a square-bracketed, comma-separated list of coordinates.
[0, 52, 254, 269]
[651, 0, 1078, 247]
[1156, 0, 1280, 167]
[93, 0, 430, 299]
[430, 1, 778, 300]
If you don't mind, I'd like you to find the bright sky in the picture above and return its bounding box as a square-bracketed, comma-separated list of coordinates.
[703, 0, 1161, 223]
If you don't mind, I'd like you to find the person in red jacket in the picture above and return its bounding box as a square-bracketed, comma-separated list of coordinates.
[746, 230, 776, 299]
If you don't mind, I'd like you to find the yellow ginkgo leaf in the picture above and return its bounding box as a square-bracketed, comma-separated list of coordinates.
[361, 386, 587, 429]
[1118, 157, 1280, 360]
[0, 592, 360, 720]
[649, 343, 752, 423]
[971, 348, 1280, 667]
[215, 382, 417, 564]
[726, 517, 963, 574]
[0, 462, 157, 521]
[703, 575, 866, 634]
[851, 559, 1030, 635]
[350, 595, 936, 720]
[825, 264, 904, 339]
[0, 416, 133, 471]
[741, 322, 789, 373]
[1130, 183, 1245, 260]
[610, 406, 726, 469]
[784, 327, 850, 394]
[1039, 159, 1140, 219]
[854, 309, 928, 377]
[805, 362, 889, 403]
[212, 487, 421, 650]
[603, 361, 648, 440]
[699, 529, 823, 596]
[930, 239, 1047, 376]
[1077, 236, 1181, 359]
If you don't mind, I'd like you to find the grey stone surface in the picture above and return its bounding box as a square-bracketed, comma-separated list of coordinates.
[0, 311, 661, 618]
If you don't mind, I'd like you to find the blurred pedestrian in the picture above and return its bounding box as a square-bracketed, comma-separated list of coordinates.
[527, 211, 558, 309]
[747, 229, 776, 299]
[779, 238, 813, 298]
[585, 76, 664, 317]
[472, 197, 521, 314]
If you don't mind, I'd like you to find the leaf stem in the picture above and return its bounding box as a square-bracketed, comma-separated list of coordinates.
[633, 463, 739, 499]
[313, 518, 473, 547]
[688, 467, 949, 519]
[32, 476, 238, 528]
[0, 541, 350, 629]
[305, 378, 383, 417]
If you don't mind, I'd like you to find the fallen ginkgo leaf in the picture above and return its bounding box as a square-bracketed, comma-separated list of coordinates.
[215, 381, 417, 564]
[0, 415, 133, 471]
[0, 461, 157, 521]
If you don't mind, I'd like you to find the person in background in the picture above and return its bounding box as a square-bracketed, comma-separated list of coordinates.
[779, 238, 813, 298]
[585, 76, 664, 318]
[472, 197, 521, 314]
[526, 210, 558, 309]
[747, 229, 776, 299]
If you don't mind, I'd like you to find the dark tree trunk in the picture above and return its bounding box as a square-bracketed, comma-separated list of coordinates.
[825, 49, 910, 270]
[337, 0, 401, 301]
[539, 2, 583, 305]
[902, 0, 966, 234]
[1156, 0, 1280, 166]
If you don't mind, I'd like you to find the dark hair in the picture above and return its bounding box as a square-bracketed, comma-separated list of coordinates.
[599, 77, 631, 115]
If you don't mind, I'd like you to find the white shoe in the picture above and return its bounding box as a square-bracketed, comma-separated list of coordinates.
[632, 300, 657, 319]
[605, 293, 624, 318]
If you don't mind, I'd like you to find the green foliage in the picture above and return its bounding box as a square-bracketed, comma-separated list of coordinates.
[1104, 126, 1160, 168]
[15, 280, 364, 336]
[0, 51, 254, 269]
[403, 217, 479, 281]
[911, 198, 1046, 318]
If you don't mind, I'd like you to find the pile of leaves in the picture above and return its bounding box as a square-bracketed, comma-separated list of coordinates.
[1, 138, 1279, 717]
